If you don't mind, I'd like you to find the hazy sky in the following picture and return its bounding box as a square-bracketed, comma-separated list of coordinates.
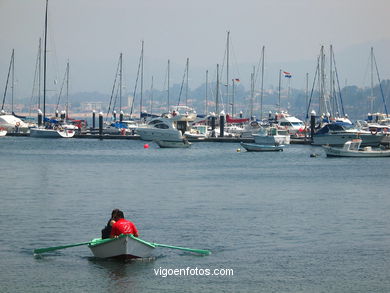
[1, 0, 390, 98]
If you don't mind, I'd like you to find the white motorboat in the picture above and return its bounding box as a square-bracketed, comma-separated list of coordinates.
[155, 139, 191, 148]
[136, 117, 183, 141]
[275, 112, 306, 137]
[88, 234, 155, 259]
[313, 122, 385, 146]
[322, 139, 390, 157]
[184, 125, 209, 139]
[0, 113, 30, 133]
[30, 125, 75, 138]
[252, 127, 290, 145]
[240, 142, 284, 152]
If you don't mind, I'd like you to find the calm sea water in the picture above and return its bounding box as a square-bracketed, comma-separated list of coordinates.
[1, 136, 390, 292]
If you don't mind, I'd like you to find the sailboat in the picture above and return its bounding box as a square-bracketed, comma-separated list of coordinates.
[30, 0, 75, 138]
[1, 49, 30, 133]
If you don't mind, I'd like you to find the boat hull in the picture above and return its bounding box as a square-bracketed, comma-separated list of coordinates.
[88, 235, 155, 259]
[30, 127, 75, 138]
[322, 145, 390, 157]
[253, 134, 290, 145]
[240, 142, 284, 152]
[136, 128, 183, 141]
[155, 139, 191, 148]
[313, 133, 383, 146]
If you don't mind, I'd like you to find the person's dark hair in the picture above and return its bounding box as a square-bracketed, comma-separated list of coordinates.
[111, 209, 120, 218]
[116, 210, 124, 219]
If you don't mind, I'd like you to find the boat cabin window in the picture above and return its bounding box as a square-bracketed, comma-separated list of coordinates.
[279, 122, 291, 127]
[148, 119, 163, 125]
[154, 123, 169, 129]
[291, 122, 304, 127]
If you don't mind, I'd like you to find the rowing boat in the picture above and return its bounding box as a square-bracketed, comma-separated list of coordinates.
[240, 142, 284, 152]
[88, 234, 155, 259]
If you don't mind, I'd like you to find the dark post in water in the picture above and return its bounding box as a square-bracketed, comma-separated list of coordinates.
[219, 112, 225, 138]
[120, 111, 124, 122]
[211, 114, 216, 137]
[92, 110, 96, 129]
[310, 110, 316, 143]
[99, 112, 103, 138]
[38, 110, 43, 127]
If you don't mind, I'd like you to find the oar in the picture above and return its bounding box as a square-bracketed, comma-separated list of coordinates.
[33, 237, 120, 254]
[130, 235, 211, 255]
[33, 241, 92, 254]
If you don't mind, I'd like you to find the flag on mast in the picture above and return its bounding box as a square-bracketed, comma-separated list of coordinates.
[283, 71, 292, 78]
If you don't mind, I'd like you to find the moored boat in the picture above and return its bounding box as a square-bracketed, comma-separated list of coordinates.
[30, 126, 75, 138]
[322, 139, 390, 157]
[155, 139, 191, 148]
[240, 142, 284, 152]
[252, 126, 290, 145]
[88, 234, 155, 259]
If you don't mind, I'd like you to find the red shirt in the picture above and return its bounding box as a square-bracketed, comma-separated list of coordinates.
[110, 218, 139, 237]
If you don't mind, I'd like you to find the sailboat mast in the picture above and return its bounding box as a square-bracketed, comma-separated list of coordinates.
[205, 70, 208, 115]
[226, 31, 230, 113]
[305, 72, 309, 119]
[2, 50, 14, 111]
[278, 69, 281, 113]
[140, 41, 144, 117]
[66, 60, 69, 120]
[38, 38, 42, 110]
[43, 0, 48, 120]
[167, 59, 170, 112]
[329, 45, 333, 116]
[119, 52, 122, 113]
[186, 58, 189, 107]
[232, 78, 235, 117]
[11, 49, 14, 114]
[250, 68, 254, 118]
[216, 64, 219, 114]
[260, 46, 265, 120]
[149, 75, 154, 115]
[370, 47, 374, 113]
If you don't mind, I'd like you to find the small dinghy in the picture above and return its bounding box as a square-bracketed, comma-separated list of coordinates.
[33, 234, 210, 258]
[322, 139, 390, 157]
[240, 142, 284, 152]
[155, 139, 191, 148]
[88, 234, 155, 259]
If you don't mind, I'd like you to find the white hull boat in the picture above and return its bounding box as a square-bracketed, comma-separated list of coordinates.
[0, 129, 7, 136]
[252, 127, 290, 145]
[155, 139, 191, 148]
[30, 127, 75, 138]
[88, 235, 155, 259]
[322, 139, 390, 157]
[136, 117, 184, 141]
[312, 122, 384, 146]
[240, 142, 284, 152]
[0, 114, 30, 133]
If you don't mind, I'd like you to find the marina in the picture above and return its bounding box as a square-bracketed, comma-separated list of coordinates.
[2, 0, 390, 292]
[1, 136, 390, 292]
